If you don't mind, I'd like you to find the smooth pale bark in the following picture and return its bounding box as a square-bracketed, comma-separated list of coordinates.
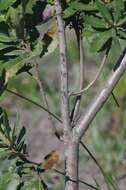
[55, 0, 70, 132]
[55, 1, 79, 189]
[65, 141, 79, 190]
[76, 54, 126, 139]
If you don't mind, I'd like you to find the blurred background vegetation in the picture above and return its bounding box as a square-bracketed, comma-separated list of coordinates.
[0, 29, 126, 189]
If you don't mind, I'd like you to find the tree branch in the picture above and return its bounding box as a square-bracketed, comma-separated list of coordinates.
[76, 54, 126, 139]
[55, 0, 70, 132]
[80, 141, 111, 190]
[70, 53, 107, 96]
[6, 88, 62, 123]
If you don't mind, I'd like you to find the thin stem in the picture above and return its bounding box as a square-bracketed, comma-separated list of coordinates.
[55, 0, 70, 132]
[70, 30, 84, 123]
[70, 53, 107, 96]
[76, 54, 126, 139]
[54, 169, 99, 190]
[6, 88, 62, 123]
[80, 141, 111, 190]
[34, 60, 58, 137]
[117, 173, 126, 181]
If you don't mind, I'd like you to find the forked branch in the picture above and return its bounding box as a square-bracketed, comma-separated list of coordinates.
[55, 0, 70, 132]
[76, 54, 126, 139]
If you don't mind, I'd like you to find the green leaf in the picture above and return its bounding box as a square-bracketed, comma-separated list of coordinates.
[107, 37, 121, 65]
[17, 126, 26, 145]
[0, 14, 6, 22]
[7, 6, 24, 39]
[90, 30, 112, 52]
[96, 0, 113, 24]
[0, 33, 16, 42]
[113, 0, 124, 23]
[0, 0, 17, 11]
[17, 141, 25, 152]
[0, 55, 30, 81]
[85, 15, 108, 29]
[117, 30, 126, 40]
[4, 50, 25, 56]
[0, 69, 7, 96]
[117, 16, 126, 26]
[0, 43, 12, 51]
[3, 110, 11, 139]
[30, 40, 43, 57]
[64, 1, 97, 18]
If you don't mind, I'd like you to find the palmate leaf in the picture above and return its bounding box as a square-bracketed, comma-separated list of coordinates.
[64, 1, 96, 18]
[106, 37, 121, 65]
[117, 30, 126, 40]
[89, 30, 112, 52]
[96, 0, 113, 24]
[85, 15, 109, 29]
[113, 0, 124, 23]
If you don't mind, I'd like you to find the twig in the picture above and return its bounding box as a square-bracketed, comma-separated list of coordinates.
[80, 141, 111, 190]
[34, 60, 58, 138]
[70, 29, 84, 123]
[6, 88, 62, 123]
[70, 53, 107, 96]
[54, 169, 99, 190]
[117, 173, 126, 181]
[55, 0, 70, 132]
[76, 53, 126, 139]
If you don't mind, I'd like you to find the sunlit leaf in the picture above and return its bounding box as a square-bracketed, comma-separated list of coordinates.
[0, 0, 17, 11]
[0, 33, 16, 42]
[4, 50, 25, 56]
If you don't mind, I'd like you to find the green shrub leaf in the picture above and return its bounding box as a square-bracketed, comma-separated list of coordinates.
[96, 0, 113, 24]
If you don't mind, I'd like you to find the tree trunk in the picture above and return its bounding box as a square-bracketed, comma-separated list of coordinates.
[65, 141, 79, 190]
